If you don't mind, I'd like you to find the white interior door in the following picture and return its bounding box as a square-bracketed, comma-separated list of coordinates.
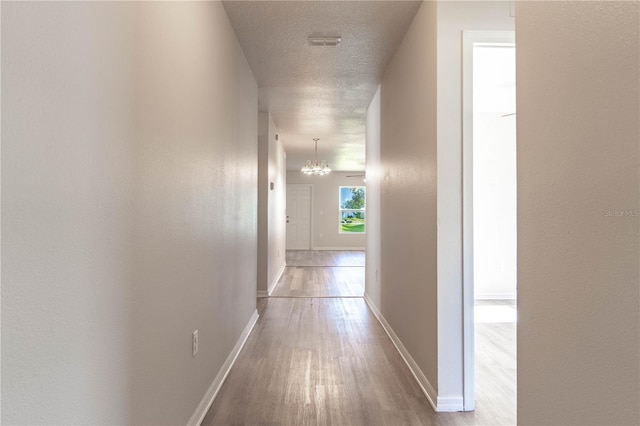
[286, 185, 311, 250]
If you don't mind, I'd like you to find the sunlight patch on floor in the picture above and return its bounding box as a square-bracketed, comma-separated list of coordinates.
[475, 305, 517, 323]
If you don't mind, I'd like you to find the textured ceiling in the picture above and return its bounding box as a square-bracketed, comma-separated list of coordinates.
[222, 1, 422, 171]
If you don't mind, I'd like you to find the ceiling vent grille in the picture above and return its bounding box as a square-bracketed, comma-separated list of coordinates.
[308, 36, 342, 46]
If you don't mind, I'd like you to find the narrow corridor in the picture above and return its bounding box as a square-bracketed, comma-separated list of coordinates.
[202, 251, 515, 425]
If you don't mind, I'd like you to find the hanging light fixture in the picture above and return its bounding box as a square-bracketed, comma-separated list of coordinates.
[301, 138, 331, 175]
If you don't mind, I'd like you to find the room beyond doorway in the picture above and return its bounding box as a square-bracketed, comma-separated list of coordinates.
[462, 30, 517, 413]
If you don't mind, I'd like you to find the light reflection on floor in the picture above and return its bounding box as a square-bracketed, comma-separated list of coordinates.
[474, 304, 517, 323]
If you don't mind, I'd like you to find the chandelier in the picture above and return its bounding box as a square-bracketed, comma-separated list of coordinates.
[301, 138, 332, 175]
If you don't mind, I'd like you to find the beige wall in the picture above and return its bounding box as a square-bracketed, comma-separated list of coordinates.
[365, 87, 382, 307]
[367, 1, 514, 408]
[258, 113, 269, 293]
[516, 2, 639, 424]
[377, 0, 439, 391]
[267, 117, 287, 293]
[287, 171, 366, 250]
[2, 2, 258, 424]
[436, 0, 514, 402]
[258, 112, 287, 295]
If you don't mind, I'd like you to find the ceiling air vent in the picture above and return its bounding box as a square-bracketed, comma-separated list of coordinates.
[308, 36, 342, 47]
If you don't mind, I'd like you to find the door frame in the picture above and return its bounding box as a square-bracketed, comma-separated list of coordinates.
[286, 184, 314, 250]
[462, 30, 516, 412]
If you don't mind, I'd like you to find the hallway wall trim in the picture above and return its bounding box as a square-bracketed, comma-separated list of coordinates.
[187, 310, 259, 426]
[258, 263, 286, 297]
[270, 263, 287, 295]
[364, 294, 437, 411]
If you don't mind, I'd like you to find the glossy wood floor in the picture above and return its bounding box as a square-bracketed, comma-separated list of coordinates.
[274, 250, 365, 297]
[286, 250, 365, 267]
[473, 300, 517, 425]
[271, 267, 364, 297]
[202, 251, 515, 425]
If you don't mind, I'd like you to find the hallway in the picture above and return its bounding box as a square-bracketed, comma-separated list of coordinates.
[202, 251, 515, 425]
[3, 2, 637, 424]
[271, 250, 365, 298]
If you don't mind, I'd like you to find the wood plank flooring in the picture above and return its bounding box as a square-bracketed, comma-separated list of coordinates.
[474, 300, 517, 425]
[286, 250, 365, 267]
[275, 250, 365, 297]
[271, 267, 364, 297]
[202, 297, 438, 425]
[202, 251, 516, 425]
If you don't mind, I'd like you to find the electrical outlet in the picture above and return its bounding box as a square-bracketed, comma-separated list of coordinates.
[192, 330, 199, 357]
[320, 233, 324, 239]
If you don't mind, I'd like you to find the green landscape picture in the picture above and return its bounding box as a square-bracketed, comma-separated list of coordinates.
[340, 217, 365, 233]
[340, 187, 366, 233]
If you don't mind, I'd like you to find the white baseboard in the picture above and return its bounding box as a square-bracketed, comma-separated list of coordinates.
[187, 309, 259, 426]
[475, 292, 517, 300]
[436, 396, 465, 412]
[257, 262, 287, 298]
[311, 246, 365, 251]
[363, 293, 439, 412]
[268, 263, 286, 295]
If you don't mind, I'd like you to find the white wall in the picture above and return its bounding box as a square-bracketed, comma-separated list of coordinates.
[436, 0, 514, 403]
[473, 45, 517, 299]
[365, 87, 382, 307]
[258, 112, 287, 295]
[2, 2, 258, 424]
[516, 2, 639, 424]
[286, 171, 366, 250]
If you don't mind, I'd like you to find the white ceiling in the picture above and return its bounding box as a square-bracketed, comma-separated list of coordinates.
[222, 1, 422, 171]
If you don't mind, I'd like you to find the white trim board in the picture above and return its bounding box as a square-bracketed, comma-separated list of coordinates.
[363, 293, 438, 411]
[311, 246, 365, 251]
[187, 310, 259, 426]
[437, 396, 465, 412]
[268, 263, 286, 295]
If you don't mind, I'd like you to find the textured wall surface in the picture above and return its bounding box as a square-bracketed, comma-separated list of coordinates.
[516, 2, 639, 424]
[286, 171, 367, 250]
[258, 112, 270, 293]
[223, 1, 422, 172]
[365, 87, 382, 307]
[378, 0, 439, 390]
[2, 2, 258, 424]
[267, 118, 287, 291]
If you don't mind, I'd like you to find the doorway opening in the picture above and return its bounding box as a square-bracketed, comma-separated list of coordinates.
[463, 30, 517, 419]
